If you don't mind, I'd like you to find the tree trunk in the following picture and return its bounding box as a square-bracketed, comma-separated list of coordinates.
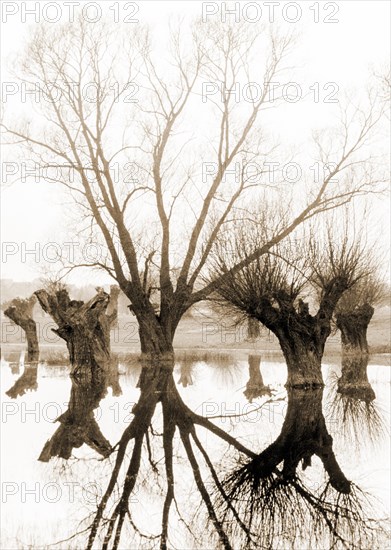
[277, 330, 325, 388]
[336, 303, 374, 355]
[136, 313, 175, 358]
[126, 284, 185, 358]
[253, 292, 341, 388]
[337, 353, 375, 402]
[243, 354, 271, 402]
[4, 296, 39, 363]
[34, 288, 111, 375]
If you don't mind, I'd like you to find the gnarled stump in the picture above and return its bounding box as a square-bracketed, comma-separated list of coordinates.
[34, 288, 111, 375]
[4, 296, 39, 363]
[243, 354, 271, 402]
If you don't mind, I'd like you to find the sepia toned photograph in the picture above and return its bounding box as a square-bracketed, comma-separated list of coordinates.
[0, 1, 390, 549]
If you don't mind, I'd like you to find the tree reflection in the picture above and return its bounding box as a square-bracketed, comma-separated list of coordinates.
[39, 364, 112, 462]
[85, 357, 253, 550]
[6, 364, 38, 398]
[76, 357, 383, 550]
[327, 354, 387, 448]
[177, 354, 196, 387]
[218, 387, 383, 549]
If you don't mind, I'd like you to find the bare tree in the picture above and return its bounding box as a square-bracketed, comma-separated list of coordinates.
[212, 221, 374, 387]
[1, 18, 386, 356]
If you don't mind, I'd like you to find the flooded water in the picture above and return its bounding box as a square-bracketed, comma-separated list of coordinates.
[1, 351, 390, 549]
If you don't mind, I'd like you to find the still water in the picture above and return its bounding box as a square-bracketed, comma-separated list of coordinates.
[1, 351, 390, 549]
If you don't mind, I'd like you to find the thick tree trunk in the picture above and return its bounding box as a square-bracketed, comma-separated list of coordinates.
[126, 284, 186, 358]
[243, 354, 271, 402]
[336, 303, 374, 355]
[34, 288, 111, 375]
[136, 313, 175, 358]
[335, 304, 375, 401]
[4, 296, 39, 363]
[254, 294, 339, 388]
[337, 353, 375, 402]
[277, 330, 325, 388]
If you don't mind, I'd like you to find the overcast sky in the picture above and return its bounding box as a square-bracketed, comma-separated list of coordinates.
[1, 1, 389, 283]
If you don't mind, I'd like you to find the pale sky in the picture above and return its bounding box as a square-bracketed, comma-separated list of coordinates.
[1, 0, 390, 283]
